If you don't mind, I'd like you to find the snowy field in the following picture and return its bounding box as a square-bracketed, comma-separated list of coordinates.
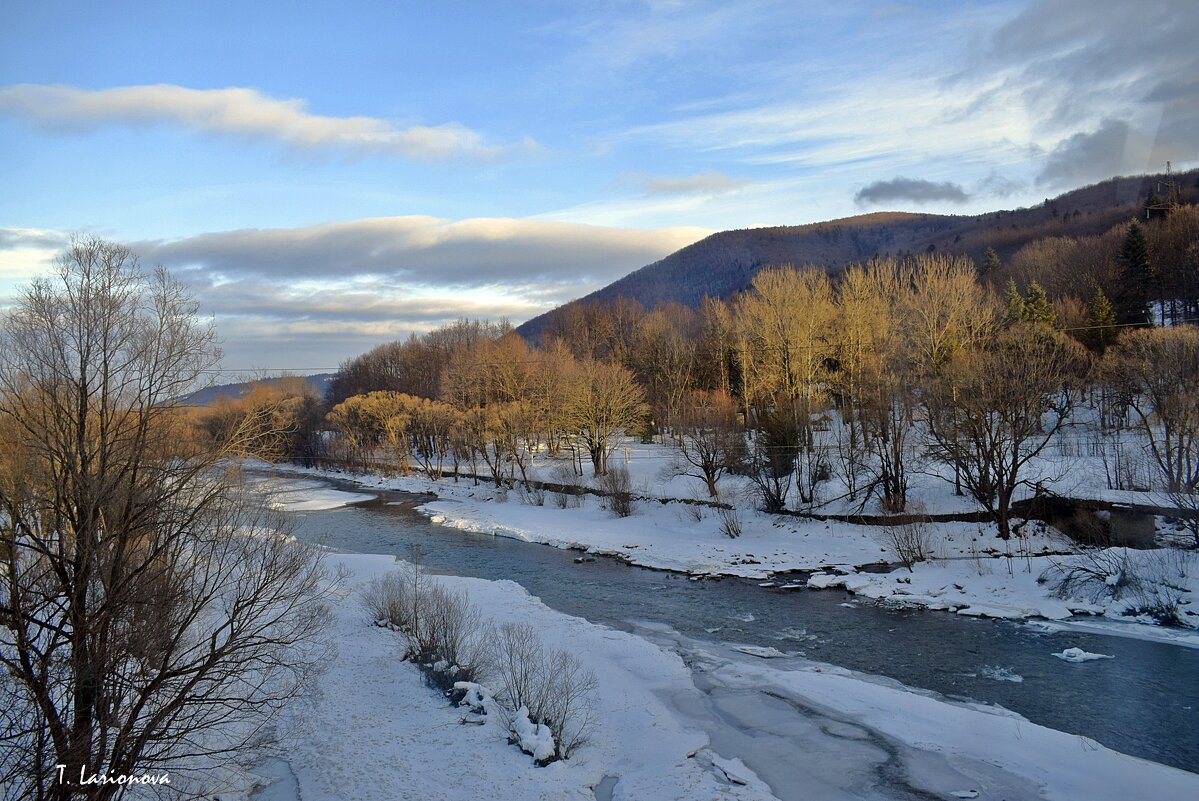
[270, 435, 1199, 646]
[218, 493, 1199, 801]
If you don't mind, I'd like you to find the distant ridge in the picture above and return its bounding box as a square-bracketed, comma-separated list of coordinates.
[182, 373, 335, 406]
[516, 169, 1199, 342]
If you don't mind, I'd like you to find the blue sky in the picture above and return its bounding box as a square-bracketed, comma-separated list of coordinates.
[2, 0, 1196, 371]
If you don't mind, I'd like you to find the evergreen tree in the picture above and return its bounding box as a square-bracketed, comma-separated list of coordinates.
[1143, 190, 1164, 221]
[1084, 286, 1118, 351]
[1115, 219, 1153, 327]
[1002, 279, 1025, 327]
[982, 247, 1001, 275]
[1022, 281, 1057, 327]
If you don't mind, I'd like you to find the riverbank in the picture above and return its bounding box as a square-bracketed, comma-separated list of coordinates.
[261, 459, 1199, 646]
[235, 518, 1199, 800]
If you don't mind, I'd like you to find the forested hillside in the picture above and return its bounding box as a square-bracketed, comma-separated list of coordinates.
[517, 169, 1199, 342]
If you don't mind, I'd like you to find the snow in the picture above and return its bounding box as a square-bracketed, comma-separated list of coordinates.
[976, 665, 1025, 683]
[206, 472, 1199, 799]
[239, 552, 773, 801]
[227, 549, 1199, 801]
[635, 625, 1199, 801]
[805, 572, 843, 589]
[512, 706, 557, 762]
[731, 645, 789, 659]
[1052, 647, 1115, 663]
[246, 474, 375, 511]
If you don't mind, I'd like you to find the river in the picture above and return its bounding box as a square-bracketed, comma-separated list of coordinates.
[279, 475, 1199, 780]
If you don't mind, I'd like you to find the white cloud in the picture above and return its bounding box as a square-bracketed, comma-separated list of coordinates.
[626, 74, 1038, 172]
[641, 171, 746, 195]
[0, 83, 538, 160]
[0, 217, 709, 366]
[133, 215, 710, 286]
[0, 227, 67, 295]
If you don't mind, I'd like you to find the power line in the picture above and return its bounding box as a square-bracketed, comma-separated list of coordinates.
[199, 318, 1190, 376]
[200, 368, 340, 374]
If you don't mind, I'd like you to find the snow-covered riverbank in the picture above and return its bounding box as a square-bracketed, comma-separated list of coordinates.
[233, 537, 1199, 800]
[270, 457, 1199, 646]
[246, 551, 774, 801]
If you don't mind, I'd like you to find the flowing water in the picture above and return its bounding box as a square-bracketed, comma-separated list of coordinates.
[278, 476, 1199, 779]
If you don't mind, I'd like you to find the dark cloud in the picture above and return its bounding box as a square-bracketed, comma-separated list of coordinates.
[7, 218, 707, 369]
[984, 0, 1199, 187]
[854, 177, 970, 206]
[0, 227, 70, 250]
[976, 171, 1028, 198]
[1036, 119, 1134, 188]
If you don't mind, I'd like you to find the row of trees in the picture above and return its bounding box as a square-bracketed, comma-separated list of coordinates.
[234, 245, 1196, 545]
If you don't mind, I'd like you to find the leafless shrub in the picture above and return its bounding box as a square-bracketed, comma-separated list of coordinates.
[491, 622, 545, 715]
[598, 465, 636, 517]
[361, 569, 416, 629]
[519, 483, 547, 506]
[880, 514, 934, 571]
[717, 506, 742, 538]
[1040, 548, 1195, 626]
[362, 567, 488, 679]
[423, 584, 490, 682]
[488, 622, 597, 761]
[1166, 488, 1199, 547]
[552, 463, 578, 486]
[1040, 549, 1135, 603]
[550, 465, 586, 508]
[531, 651, 598, 758]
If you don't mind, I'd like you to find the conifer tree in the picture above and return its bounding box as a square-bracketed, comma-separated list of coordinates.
[1002, 279, 1025, 327]
[1085, 286, 1118, 351]
[982, 247, 1001, 275]
[1115, 219, 1153, 327]
[1022, 281, 1057, 327]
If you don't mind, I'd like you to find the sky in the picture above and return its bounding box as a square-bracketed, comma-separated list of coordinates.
[1, 0, 1197, 373]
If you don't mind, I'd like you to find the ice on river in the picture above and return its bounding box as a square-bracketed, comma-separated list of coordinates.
[977, 665, 1025, 683]
[1053, 647, 1115, 663]
[247, 474, 376, 511]
[732, 645, 790, 659]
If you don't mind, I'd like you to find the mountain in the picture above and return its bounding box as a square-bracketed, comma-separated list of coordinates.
[516, 169, 1199, 342]
[181, 373, 336, 406]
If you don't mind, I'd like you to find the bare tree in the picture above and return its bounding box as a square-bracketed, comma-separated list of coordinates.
[667, 390, 742, 497]
[923, 324, 1087, 539]
[0, 239, 333, 800]
[560, 359, 646, 476]
[1104, 327, 1199, 543]
[835, 262, 918, 511]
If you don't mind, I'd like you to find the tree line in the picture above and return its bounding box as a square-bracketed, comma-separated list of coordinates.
[208, 208, 1199, 544]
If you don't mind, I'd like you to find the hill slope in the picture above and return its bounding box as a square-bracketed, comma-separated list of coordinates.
[517, 169, 1198, 341]
[182, 373, 335, 406]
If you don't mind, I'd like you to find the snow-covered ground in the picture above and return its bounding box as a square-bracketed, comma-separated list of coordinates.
[225, 540, 1199, 801]
[242, 551, 773, 801]
[244, 473, 376, 511]
[269, 436, 1198, 645]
